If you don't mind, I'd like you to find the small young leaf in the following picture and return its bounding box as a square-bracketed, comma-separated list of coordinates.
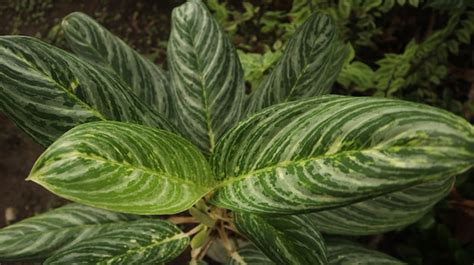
[0, 36, 174, 147]
[62, 12, 171, 116]
[29, 121, 215, 215]
[44, 219, 189, 265]
[247, 11, 348, 114]
[191, 225, 209, 249]
[234, 212, 327, 265]
[167, 0, 245, 155]
[211, 95, 474, 214]
[0, 203, 137, 261]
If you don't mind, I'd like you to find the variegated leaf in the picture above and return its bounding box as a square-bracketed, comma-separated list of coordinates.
[28, 121, 214, 215]
[246, 12, 348, 115]
[234, 212, 327, 265]
[227, 245, 274, 265]
[326, 238, 404, 264]
[167, 0, 245, 155]
[62, 12, 171, 116]
[210, 95, 474, 214]
[308, 178, 453, 235]
[0, 203, 137, 261]
[44, 219, 189, 265]
[0, 36, 174, 147]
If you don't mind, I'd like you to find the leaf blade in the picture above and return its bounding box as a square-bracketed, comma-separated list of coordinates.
[0, 203, 137, 261]
[62, 12, 171, 116]
[326, 238, 405, 264]
[0, 36, 174, 147]
[247, 12, 348, 114]
[308, 178, 454, 235]
[29, 121, 214, 215]
[234, 212, 327, 265]
[44, 219, 189, 265]
[211, 95, 474, 214]
[167, 0, 245, 155]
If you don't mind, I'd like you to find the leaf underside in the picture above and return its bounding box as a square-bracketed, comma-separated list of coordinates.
[29, 121, 214, 215]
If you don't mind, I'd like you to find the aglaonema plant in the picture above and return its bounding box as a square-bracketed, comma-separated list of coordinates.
[0, 0, 472, 264]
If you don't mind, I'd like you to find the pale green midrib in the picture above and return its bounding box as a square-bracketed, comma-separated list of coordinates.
[0, 45, 107, 120]
[102, 232, 188, 263]
[215, 144, 472, 189]
[282, 58, 311, 103]
[186, 15, 216, 155]
[31, 152, 211, 190]
[230, 251, 248, 265]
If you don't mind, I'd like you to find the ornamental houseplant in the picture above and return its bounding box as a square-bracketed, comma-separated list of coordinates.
[0, 0, 473, 264]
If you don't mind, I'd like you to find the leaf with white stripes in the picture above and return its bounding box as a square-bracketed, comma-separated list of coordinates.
[62, 12, 171, 116]
[0, 36, 174, 148]
[227, 245, 274, 265]
[233, 212, 327, 265]
[0, 203, 138, 261]
[167, 0, 245, 155]
[326, 239, 404, 264]
[308, 178, 454, 235]
[28, 121, 214, 215]
[210, 95, 474, 214]
[247, 12, 348, 115]
[44, 219, 189, 265]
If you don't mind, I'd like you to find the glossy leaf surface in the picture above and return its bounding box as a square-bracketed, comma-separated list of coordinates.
[45, 219, 189, 265]
[234, 212, 327, 265]
[309, 178, 453, 235]
[0, 204, 136, 261]
[62, 12, 171, 116]
[211, 95, 474, 214]
[29, 121, 214, 215]
[167, 0, 245, 155]
[247, 12, 347, 114]
[0, 36, 174, 147]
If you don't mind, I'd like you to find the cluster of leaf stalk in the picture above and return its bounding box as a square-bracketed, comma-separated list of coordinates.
[0, 0, 473, 264]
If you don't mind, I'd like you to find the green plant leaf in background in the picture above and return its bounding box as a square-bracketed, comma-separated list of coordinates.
[234, 212, 327, 265]
[308, 178, 454, 235]
[28, 121, 214, 215]
[0, 204, 137, 261]
[167, 0, 245, 156]
[44, 219, 189, 265]
[246, 11, 348, 115]
[210, 95, 474, 214]
[326, 238, 404, 264]
[61, 12, 172, 117]
[0, 36, 174, 147]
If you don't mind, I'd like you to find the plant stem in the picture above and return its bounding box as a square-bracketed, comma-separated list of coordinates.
[167, 216, 198, 224]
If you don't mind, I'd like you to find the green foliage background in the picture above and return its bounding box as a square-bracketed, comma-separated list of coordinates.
[1, 0, 473, 264]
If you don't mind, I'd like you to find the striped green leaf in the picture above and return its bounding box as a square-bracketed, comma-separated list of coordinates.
[210, 95, 474, 214]
[0, 36, 175, 148]
[326, 239, 404, 264]
[28, 121, 214, 215]
[62, 12, 171, 116]
[0, 203, 137, 261]
[227, 245, 274, 265]
[44, 219, 189, 265]
[167, 0, 245, 155]
[234, 212, 327, 265]
[247, 12, 348, 115]
[308, 178, 454, 235]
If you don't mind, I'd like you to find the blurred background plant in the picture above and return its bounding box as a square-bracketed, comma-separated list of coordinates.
[0, 0, 473, 264]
